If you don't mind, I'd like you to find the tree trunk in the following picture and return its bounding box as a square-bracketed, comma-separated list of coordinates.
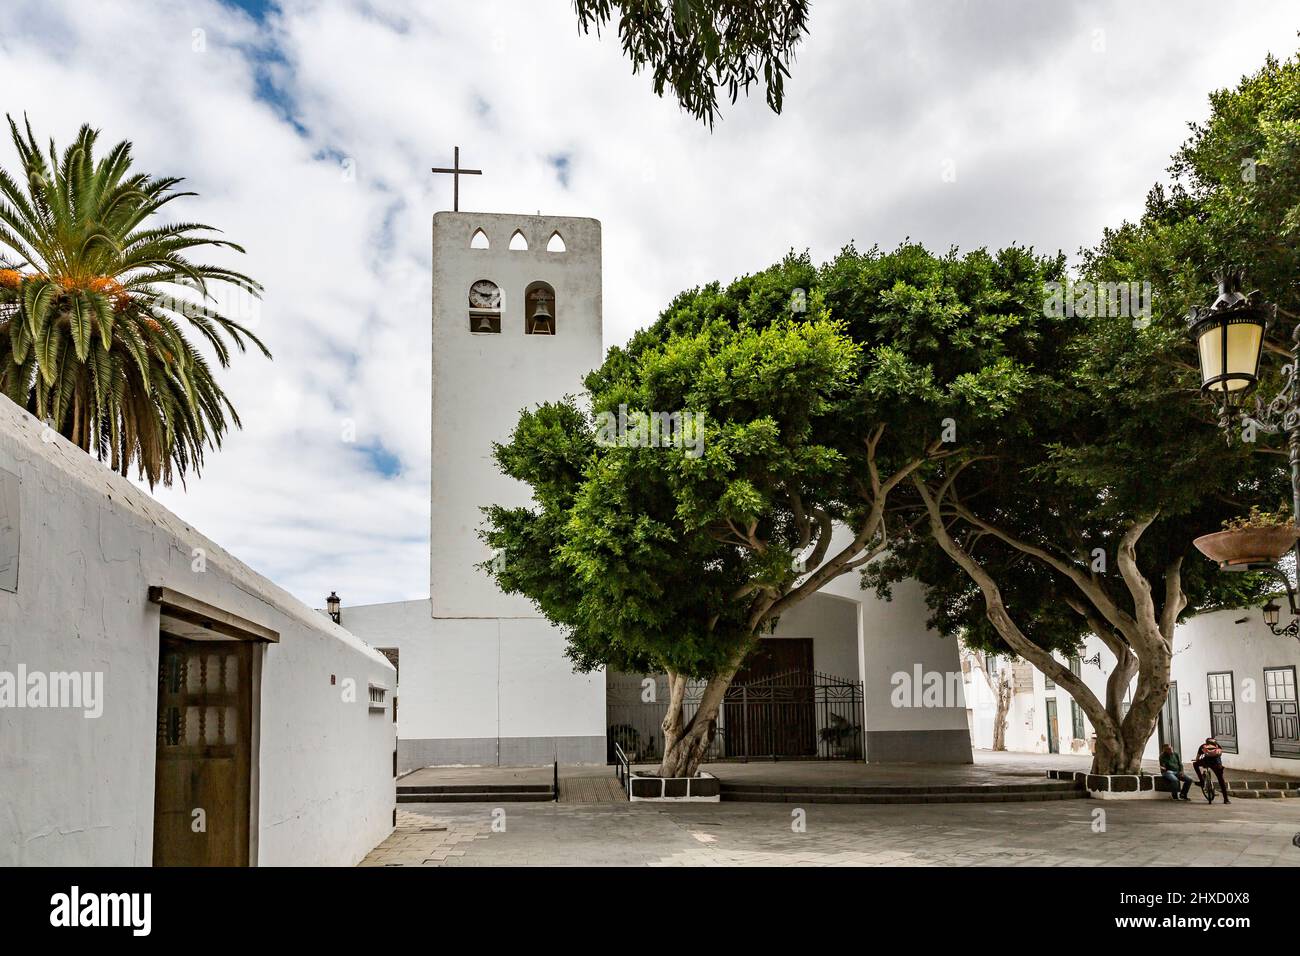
[1086, 663, 1169, 774]
[915, 478, 1180, 779]
[991, 671, 1011, 751]
[657, 671, 733, 778]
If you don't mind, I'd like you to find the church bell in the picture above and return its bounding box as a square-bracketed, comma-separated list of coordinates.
[529, 297, 554, 335]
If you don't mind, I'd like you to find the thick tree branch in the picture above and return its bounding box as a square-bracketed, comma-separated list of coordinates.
[914, 475, 1116, 737]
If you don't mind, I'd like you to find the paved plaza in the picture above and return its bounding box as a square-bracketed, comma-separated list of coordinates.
[364, 752, 1300, 867]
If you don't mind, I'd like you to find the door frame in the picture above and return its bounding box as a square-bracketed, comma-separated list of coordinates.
[1206, 671, 1238, 753]
[1157, 681, 1181, 753]
[149, 586, 275, 866]
[1264, 665, 1300, 759]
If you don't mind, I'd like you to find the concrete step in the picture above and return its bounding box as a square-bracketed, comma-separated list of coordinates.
[719, 781, 1081, 796]
[1225, 788, 1298, 799]
[1228, 780, 1300, 791]
[720, 787, 1086, 805]
[397, 783, 552, 794]
[397, 790, 554, 803]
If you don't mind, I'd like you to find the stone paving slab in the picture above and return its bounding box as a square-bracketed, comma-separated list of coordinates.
[360, 794, 1300, 867]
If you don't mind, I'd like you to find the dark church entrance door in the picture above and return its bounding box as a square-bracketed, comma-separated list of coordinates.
[724, 639, 816, 758]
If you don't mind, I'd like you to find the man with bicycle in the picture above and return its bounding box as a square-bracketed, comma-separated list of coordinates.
[1193, 736, 1230, 804]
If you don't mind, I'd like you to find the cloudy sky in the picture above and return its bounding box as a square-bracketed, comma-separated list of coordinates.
[1, 1, 1295, 607]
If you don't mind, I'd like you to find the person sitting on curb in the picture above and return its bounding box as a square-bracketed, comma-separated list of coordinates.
[1193, 736, 1230, 804]
[1158, 743, 1193, 800]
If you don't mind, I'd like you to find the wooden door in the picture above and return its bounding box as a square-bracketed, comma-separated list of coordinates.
[1266, 667, 1300, 758]
[1207, 672, 1237, 751]
[154, 637, 254, 866]
[1045, 699, 1059, 754]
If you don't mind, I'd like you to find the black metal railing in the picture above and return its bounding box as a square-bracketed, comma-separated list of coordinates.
[613, 742, 631, 797]
[607, 669, 864, 764]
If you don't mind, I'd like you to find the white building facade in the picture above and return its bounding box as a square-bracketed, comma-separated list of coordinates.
[964, 607, 1300, 775]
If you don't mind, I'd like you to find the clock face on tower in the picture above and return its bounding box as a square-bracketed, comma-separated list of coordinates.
[469, 280, 502, 310]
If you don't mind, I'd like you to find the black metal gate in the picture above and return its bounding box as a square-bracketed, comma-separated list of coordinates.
[606, 669, 864, 763]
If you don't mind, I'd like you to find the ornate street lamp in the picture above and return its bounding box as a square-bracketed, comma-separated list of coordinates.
[1187, 272, 1270, 410]
[326, 591, 341, 625]
[1188, 271, 1300, 636]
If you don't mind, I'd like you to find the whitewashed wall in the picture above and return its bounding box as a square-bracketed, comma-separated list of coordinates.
[817, 550, 972, 763]
[430, 212, 603, 618]
[1167, 608, 1300, 775]
[964, 605, 1300, 776]
[0, 399, 395, 866]
[770, 591, 860, 682]
[344, 601, 606, 769]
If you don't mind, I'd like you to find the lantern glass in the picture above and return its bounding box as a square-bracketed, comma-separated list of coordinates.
[326, 592, 340, 616]
[1195, 318, 1264, 394]
[1263, 600, 1281, 627]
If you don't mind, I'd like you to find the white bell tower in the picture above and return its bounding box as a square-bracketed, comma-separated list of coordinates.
[415, 210, 606, 765]
[430, 211, 602, 612]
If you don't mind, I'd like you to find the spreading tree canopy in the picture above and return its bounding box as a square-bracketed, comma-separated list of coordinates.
[871, 48, 1300, 773]
[483, 242, 1066, 776]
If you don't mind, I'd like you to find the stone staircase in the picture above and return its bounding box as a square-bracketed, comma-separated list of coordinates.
[719, 779, 1085, 805]
[397, 782, 554, 804]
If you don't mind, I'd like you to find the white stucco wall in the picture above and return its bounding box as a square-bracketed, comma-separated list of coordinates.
[344, 601, 606, 768]
[818, 553, 972, 762]
[770, 591, 860, 682]
[964, 605, 1300, 776]
[0, 398, 395, 866]
[1166, 607, 1300, 775]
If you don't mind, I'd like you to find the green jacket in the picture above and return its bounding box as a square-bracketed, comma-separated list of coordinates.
[1160, 751, 1182, 772]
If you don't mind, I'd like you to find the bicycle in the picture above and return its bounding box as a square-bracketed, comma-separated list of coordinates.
[1194, 762, 1218, 803]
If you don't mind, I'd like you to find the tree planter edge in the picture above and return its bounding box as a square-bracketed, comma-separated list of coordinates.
[628, 770, 721, 802]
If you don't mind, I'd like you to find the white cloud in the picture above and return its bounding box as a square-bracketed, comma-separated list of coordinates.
[0, 0, 1294, 605]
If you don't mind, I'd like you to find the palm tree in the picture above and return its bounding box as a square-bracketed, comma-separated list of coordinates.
[0, 115, 269, 486]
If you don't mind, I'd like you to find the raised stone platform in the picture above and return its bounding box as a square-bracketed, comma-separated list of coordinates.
[702, 754, 1088, 804]
[1047, 768, 1300, 800]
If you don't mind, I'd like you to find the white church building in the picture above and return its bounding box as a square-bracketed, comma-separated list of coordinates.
[344, 210, 974, 771]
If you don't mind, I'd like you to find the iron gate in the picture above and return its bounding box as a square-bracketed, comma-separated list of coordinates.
[607, 669, 864, 763]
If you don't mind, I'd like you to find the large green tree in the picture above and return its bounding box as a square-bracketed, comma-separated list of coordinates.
[0, 117, 268, 486]
[483, 243, 1062, 778]
[871, 292, 1278, 773]
[873, 49, 1300, 774]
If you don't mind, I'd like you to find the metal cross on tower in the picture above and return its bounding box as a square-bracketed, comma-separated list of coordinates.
[430, 146, 482, 212]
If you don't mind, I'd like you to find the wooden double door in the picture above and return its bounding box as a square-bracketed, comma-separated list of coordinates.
[153, 636, 255, 866]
